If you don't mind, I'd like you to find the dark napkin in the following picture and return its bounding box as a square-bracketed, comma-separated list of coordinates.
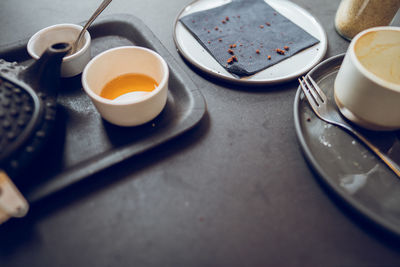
[180, 0, 320, 77]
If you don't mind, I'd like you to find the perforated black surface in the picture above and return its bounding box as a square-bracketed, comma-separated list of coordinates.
[0, 77, 36, 161]
[0, 46, 65, 179]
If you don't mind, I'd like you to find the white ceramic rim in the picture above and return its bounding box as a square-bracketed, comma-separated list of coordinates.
[81, 46, 169, 106]
[173, 0, 328, 85]
[27, 23, 91, 62]
[349, 26, 400, 92]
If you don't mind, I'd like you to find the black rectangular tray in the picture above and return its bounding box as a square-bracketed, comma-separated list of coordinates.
[0, 14, 206, 203]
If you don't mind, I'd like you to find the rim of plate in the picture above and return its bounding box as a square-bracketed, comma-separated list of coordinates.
[173, 0, 328, 85]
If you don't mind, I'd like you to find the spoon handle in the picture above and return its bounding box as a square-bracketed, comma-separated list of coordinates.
[73, 0, 112, 51]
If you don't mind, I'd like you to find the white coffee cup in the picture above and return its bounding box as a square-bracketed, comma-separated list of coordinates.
[81, 46, 169, 127]
[334, 26, 400, 131]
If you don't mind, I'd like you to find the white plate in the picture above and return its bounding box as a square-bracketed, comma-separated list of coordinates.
[173, 0, 328, 85]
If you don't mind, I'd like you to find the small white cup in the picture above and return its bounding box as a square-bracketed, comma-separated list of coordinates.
[27, 23, 91, 77]
[81, 46, 169, 127]
[334, 26, 400, 131]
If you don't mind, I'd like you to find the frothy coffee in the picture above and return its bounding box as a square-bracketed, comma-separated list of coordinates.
[354, 29, 400, 85]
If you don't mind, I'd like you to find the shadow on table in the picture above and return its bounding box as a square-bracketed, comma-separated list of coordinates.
[0, 111, 210, 257]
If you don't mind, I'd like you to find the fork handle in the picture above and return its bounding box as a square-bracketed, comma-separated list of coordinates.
[351, 130, 400, 177]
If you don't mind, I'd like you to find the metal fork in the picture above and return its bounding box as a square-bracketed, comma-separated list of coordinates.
[298, 75, 400, 178]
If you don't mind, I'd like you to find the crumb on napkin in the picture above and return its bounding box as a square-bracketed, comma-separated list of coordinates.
[180, 0, 320, 77]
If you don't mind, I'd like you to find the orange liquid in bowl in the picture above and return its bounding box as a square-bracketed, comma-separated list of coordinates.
[100, 73, 159, 100]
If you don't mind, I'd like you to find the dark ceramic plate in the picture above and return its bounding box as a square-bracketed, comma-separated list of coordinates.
[0, 14, 206, 202]
[294, 54, 400, 238]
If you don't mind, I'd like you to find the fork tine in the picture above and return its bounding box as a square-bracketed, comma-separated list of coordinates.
[306, 74, 327, 102]
[302, 76, 323, 106]
[298, 77, 319, 111]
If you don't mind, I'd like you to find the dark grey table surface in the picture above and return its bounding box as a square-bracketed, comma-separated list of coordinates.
[1, 0, 400, 266]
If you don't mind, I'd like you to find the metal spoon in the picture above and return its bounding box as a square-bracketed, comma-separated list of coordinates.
[69, 0, 112, 55]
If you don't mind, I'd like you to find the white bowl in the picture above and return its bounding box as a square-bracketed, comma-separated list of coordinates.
[81, 46, 169, 127]
[27, 23, 91, 77]
[334, 26, 400, 131]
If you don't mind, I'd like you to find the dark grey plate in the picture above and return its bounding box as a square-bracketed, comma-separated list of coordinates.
[0, 14, 206, 203]
[294, 54, 400, 237]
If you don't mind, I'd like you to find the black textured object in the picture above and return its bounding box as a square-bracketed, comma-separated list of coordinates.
[179, 0, 320, 77]
[0, 43, 70, 180]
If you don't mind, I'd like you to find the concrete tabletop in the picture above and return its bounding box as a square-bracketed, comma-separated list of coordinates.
[1, 0, 400, 266]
